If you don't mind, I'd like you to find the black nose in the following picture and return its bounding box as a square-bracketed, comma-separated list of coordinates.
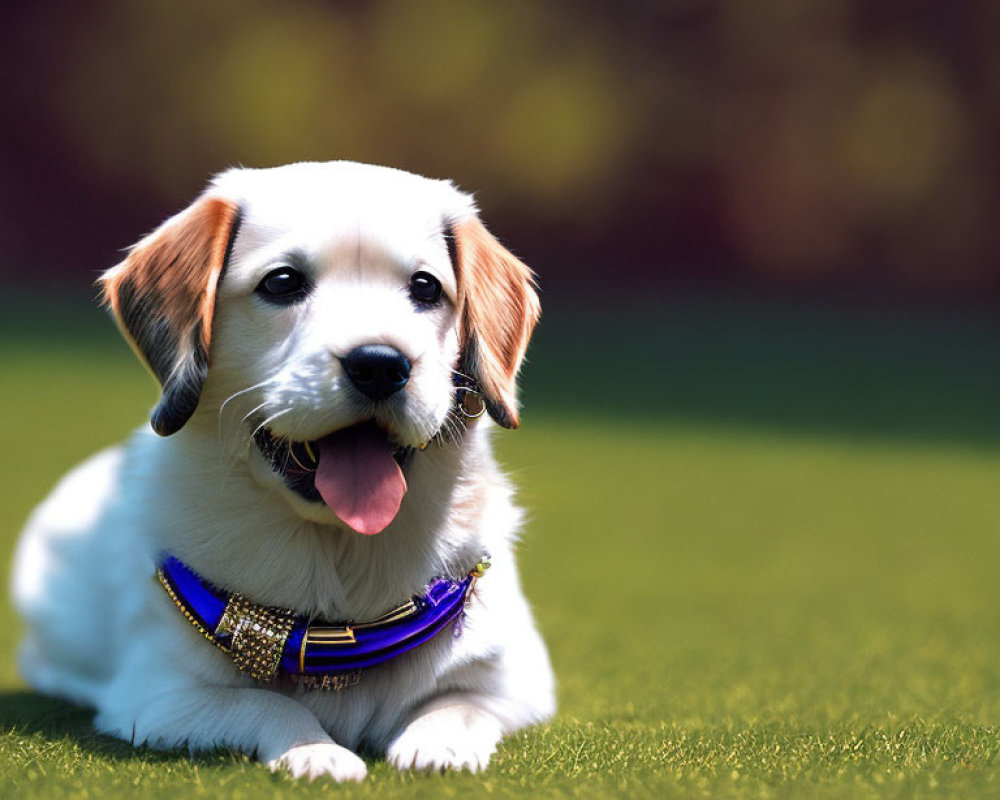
[341, 345, 411, 402]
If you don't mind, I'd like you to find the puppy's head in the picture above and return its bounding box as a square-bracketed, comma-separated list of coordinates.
[101, 162, 539, 533]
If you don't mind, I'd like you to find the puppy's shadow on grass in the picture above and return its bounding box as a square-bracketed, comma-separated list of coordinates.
[0, 689, 243, 766]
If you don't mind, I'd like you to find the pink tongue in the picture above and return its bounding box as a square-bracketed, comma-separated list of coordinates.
[313, 424, 407, 535]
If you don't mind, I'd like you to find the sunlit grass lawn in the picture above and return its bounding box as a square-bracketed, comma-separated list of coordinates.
[2, 298, 1000, 798]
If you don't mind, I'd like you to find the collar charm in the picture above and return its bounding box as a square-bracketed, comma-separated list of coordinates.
[156, 555, 488, 688]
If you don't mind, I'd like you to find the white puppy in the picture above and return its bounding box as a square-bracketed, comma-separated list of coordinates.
[12, 162, 554, 781]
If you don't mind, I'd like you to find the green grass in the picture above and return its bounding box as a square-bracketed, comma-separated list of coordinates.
[2, 295, 1000, 798]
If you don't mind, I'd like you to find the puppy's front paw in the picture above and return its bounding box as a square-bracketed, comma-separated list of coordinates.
[388, 702, 503, 773]
[268, 743, 367, 782]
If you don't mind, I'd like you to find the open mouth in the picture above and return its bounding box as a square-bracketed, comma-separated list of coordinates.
[254, 420, 416, 535]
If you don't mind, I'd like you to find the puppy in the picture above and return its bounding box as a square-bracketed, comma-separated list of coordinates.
[12, 162, 555, 781]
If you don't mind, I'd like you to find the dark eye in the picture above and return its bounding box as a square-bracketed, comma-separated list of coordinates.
[256, 266, 309, 304]
[409, 271, 442, 306]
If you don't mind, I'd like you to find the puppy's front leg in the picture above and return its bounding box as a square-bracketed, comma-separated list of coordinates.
[95, 686, 366, 781]
[387, 693, 505, 773]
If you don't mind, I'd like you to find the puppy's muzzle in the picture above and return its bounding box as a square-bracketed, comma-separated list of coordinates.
[341, 345, 411, 402]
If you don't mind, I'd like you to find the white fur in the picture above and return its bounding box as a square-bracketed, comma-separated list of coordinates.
[11, 162, 555, 780]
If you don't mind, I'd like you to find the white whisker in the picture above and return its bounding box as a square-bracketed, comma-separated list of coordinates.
[219, 377, 277, 420]
[252, 409, 292, 439]
[241, 401, 271, 426]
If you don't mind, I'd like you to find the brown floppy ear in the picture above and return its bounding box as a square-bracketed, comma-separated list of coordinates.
[451, 216, 540, 429]
[100, 196, 242, 436]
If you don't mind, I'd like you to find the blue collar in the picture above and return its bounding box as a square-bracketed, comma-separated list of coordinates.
[156, 554, 489, 690]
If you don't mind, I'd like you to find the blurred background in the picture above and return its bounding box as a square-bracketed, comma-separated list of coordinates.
[2, 0, 999, 302]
